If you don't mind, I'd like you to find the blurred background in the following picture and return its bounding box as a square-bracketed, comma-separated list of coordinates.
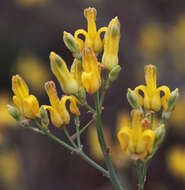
[1, 0, 185, 190]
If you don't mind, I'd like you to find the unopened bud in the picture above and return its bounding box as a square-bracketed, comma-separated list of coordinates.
[166, 88, 179, 112]
[7, 105, 21, 121]
[50, 52, 79, 94]
[63, 31, 81, 60]
[127, 88, 141, 109]
[102, 17, 120, 71]
[40, 106, 49, 125]
[108, 65, 121, 82]
[162, 111, 171, 121]
[154, 124, 165, 147]
[75, 87, 86, 103]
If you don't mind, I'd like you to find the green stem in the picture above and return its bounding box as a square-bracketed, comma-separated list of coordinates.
[136, 160, 147, 190]
[100, 73, 110, 108]
[63, 126, 77, 148]
[75, 116, 81, 148]
[32, 119, 109, 178]
[83, 102, 96, 114]
[94, 91, 123, 190]
[20, 121, 45, 135]
[74, 94, 96, 114]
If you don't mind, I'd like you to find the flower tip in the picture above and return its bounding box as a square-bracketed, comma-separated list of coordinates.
[49, 51, 56, 60]
[84, 7, 97, 18]
[45, 81, 55, 91]
[63, 31, 68, 37]
[145, 64, 156, 72]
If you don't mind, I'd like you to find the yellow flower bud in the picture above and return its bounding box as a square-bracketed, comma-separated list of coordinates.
[102, 17, 120, 70]
[117, 109, 156, 160]
[108, 65, 121, 82]
[127, 88, 141, 110]
[44, 81, 80, 128]
[134, 65, 171, 112]
[12, 75, 40, 119]
[49, 52, 79, 94]
[7, 105, 21, 121]
[81, 48, 101, 94]
[63, 31, 81, 60]
[74, 7, 107, 54]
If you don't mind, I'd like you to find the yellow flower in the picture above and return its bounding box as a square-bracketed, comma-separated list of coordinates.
[167, 146, 185, 181]
[44, 81, 80, 128]
[81, 47, 101, 94]
[74, 7, 107, 54]
[102, 17, 120, 70]
[134, 65, 171, 111]
[70, 58, 83, 88]
[12, 75, 40, 119]
[117, 109, 156, 160]
[49, 52, 79, 95]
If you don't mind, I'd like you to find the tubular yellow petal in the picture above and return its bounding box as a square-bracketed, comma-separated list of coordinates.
[74, 29, 87, 51]
[131, 109, 143, 130]
[84, 7, 97, 38]
[97, 27, 107, 38]
[70, 59, 83, 87]
[157, 86, 171, 111]
[145, 65, 157, 91]
[130, 110, 143, 148]
[24, 95, 40, 118]
[45, 81, 60, 110]
[81, 72, 101, 94]
[151, 90, 161, 111]
[49, 52, 78, 94]
[102, 17, 120, 70]
[82, 48, 101, 94]
[12, 75, 29, 99]
[141, 129, 155, 154]
[134, 85, 146, 106]
[61, 96, 80, 116]
[29, 94, 40, 118]
[45, 105, 69, 128]
[118, 127, 131, 152]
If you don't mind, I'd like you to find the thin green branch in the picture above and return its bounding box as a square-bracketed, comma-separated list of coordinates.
[32, 119, 109, 178]
[136, 160, 147, 190]
[71, 118, 95, 141]
[83, 102, 96, 114]
[94, 91, 123, 190]
[74, 116, 81, 148]
[100, 73, 110, 108]
[20, 120, 45, 135]
[63, 126, 77, 148]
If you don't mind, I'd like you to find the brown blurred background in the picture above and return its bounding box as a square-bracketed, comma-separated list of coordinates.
[1, 0, 185, 190]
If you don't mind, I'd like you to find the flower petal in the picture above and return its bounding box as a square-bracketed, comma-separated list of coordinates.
[117, 127, 131, 152]
[157, 86, 171, 111]
[141, 129, 155, 154]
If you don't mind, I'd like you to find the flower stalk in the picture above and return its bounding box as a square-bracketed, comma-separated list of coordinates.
[32, 119, 110, 178]
[94, 91, 123, 190]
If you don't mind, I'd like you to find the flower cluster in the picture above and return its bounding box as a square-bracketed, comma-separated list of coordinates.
[8, 7, 121, 130]
[117, 64, 179, 161]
